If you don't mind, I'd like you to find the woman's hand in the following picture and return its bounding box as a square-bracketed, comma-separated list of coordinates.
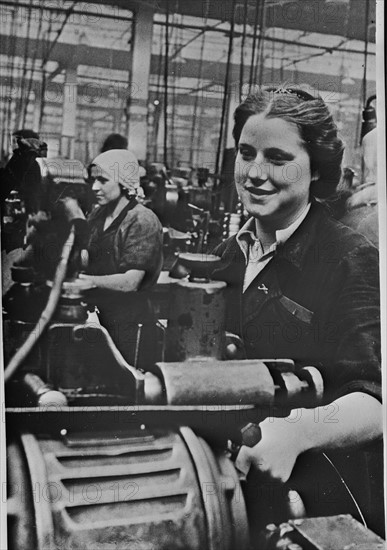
[60, 197, 85, 221]
[236, 413, 305, 483]
[78, 273, 96, 284]
[236, 393, 382, 482]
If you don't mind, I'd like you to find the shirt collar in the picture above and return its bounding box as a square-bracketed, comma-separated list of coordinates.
[236, 203, 311, 262]
[236, 217, 256, 261]
[275, 202, 311, 244]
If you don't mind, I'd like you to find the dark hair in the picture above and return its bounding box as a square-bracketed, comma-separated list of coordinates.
[100, 133, 128, 153]
[13, 129, 40, 139]
[233, 87, 344, 199]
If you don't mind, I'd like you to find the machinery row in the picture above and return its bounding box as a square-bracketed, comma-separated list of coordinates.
[2, 136, 384, 549]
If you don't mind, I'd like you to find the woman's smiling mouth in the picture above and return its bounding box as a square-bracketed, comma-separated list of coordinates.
[245, 186, 277, 196]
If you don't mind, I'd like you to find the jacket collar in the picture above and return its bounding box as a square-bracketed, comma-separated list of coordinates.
[236, 203, 312, 263]
[275, 200, 326, 271]
[214, 201, 327, 279]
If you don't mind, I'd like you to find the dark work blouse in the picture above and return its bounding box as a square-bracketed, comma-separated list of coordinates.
[86, 199, 163, 366]
[87, 199, 163, 286]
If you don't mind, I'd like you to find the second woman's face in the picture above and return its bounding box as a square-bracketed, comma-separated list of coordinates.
[235, 114, 313, 229]
[90, 166, 121, 205]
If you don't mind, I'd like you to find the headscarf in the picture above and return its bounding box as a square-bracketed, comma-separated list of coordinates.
[88, 149, 141, 196]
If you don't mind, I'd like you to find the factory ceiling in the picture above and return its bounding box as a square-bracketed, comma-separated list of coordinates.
[0, 0, 377, 164]
[100, 0, 376, 42]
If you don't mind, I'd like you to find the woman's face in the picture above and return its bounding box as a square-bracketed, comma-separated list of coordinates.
[235, 113, 313, 229]
[90, 165, 121, 205]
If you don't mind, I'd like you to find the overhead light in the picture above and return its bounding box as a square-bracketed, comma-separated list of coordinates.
[341, 76, 355, 85]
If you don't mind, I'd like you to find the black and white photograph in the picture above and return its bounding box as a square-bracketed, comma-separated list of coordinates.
[0, 1, 385, 548]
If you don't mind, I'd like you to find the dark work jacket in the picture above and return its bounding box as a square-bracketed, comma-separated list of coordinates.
[212, 202, 384, 535]
[213, 201, 381, 405]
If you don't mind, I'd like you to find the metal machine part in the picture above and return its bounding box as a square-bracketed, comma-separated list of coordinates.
[5, 241, 379, 549]
[152, 359, 324, 409]
[7, 427, 249, 550]
[360, 94, 377, 143]
[259, 515, 385, 550]
[165, 278, 227, 362]
[154, 359, 275, 405]
[36, 156, 94, 215]
[47, 279, 92, 324]
[44, 322, 154, 404]
[18, 373, 68, 407]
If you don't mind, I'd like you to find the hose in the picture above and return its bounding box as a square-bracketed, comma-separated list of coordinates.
[4, 226, 75, 384]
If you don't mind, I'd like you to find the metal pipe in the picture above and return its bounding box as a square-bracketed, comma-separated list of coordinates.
[4, 227, 75, 384]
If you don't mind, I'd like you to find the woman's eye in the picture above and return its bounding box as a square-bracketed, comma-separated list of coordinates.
[239, 149, 254, 160]
[267, 155, 287, 165]
[265, 150, 294, 165]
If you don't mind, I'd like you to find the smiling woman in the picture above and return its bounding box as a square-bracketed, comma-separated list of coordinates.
[235, 114, 313, 242]
[212, 87, 383, 536]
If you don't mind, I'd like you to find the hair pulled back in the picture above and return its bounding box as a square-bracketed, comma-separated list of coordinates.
[233, 87, 344, 199]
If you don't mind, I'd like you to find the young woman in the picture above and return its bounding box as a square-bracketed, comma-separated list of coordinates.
[213, 87, 383, 535]
[79, 149, 163, 368]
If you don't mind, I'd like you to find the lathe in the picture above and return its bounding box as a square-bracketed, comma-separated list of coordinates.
[2, 157, 384, 550]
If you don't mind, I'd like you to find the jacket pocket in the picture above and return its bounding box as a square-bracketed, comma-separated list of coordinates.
[278, 295, 314, 325]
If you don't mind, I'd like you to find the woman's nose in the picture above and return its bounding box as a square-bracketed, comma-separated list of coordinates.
[92, 180, 101, 192]
[246, 153, 269, 183]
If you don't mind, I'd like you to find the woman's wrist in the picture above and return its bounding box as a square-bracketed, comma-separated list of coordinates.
[259, 411, 312, 456]
[79, 271, 145, 292]
[87, 274, 107, 289]
[264, 393, 383, 456]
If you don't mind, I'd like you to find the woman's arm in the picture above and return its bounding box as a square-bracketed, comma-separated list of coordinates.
[236, 392, 383, 482]
[79, 270, 145, 292]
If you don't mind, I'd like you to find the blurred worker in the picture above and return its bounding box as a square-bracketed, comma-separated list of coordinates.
[340, 126, 379, 246]
[1, 130, 47, 292]
[100, 133, 128, 153]
[0, 129, 47, 213]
